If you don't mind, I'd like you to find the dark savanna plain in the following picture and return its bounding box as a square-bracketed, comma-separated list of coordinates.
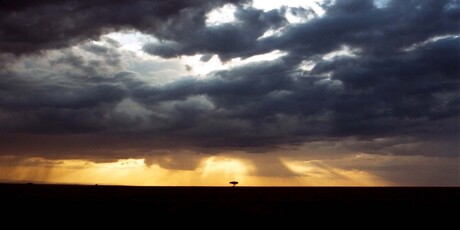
[1, 183, 458, 220]
[0, 0, 459, 222]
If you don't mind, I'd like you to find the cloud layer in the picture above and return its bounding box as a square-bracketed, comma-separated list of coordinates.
[0, 0, 459, 166]
[0, 0, 247, 55]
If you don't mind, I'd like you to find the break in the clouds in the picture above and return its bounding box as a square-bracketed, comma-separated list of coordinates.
[0, 0, 458, 185]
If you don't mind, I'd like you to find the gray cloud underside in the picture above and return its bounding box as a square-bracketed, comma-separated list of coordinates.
[0, 0, 248, 55]
[0, 0, 459, 159]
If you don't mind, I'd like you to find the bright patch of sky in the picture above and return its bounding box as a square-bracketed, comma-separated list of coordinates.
[101, 2, 329, 82]
[103, 31, 286, 82]
[231, 49, 287, 64]
[182, 54, 223, 76]
[322, 45, 360, 60]
[298, 60, 316, 72]
[403, 34, 460, 52]
[103, 32, 191, 85]
[102, 29, 290, 81]
[258, 27, 285, 40]
[182, 50, 287, 76]
[252, 0, 326, 16]
[374, 0, 390, 8]
[106, 31, 156, 56]
[206, 4, 237, 27]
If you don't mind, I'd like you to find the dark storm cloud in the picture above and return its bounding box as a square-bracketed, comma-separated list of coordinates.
[0, 0, 248, 55]
[140, 0, 458, 156]
[143, 7, 287, 61]
[315, 37, 460, 136]
[144, 0, 459, 60]
[0, 0, 459, 160]
[0, 72, 129, 133]
[0, 38, 148, 134]
[131, 37, 460, 154]
[258, 0, 460, 59]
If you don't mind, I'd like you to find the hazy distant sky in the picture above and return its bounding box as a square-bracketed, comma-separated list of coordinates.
[0, 0, 458, 186]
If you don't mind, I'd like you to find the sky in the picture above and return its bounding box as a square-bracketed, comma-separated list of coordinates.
[0, 0, 458, 186]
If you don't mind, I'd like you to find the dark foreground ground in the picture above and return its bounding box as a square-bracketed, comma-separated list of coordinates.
[1, 184, 458, 222]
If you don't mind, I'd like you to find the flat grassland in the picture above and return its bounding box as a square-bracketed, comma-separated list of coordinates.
[1, 184, 458, 220]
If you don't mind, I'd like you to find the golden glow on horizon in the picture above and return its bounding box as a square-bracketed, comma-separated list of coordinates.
[281, 159, 390, 186]
[200, 156, 254, 185]
[0, 155, 393, 186]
